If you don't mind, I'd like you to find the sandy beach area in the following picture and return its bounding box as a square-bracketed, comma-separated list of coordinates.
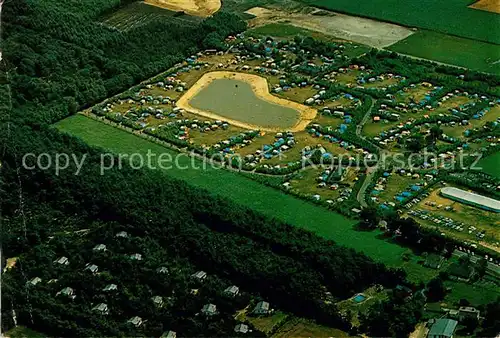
[145, 0, 220, 17]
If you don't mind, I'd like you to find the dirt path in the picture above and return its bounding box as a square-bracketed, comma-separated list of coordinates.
[144, 0, 220, 17]
[246, 6, 414, 48]
[176, 71, 318, 132]
[409, 323, 428, 338]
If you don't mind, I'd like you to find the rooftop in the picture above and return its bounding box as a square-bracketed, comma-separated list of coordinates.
[441, 187, 500, 212]
[428, 318, 457, 338]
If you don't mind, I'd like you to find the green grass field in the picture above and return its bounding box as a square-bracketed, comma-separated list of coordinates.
[55, 114, 441, 282]
[388, 31, 500, 75]
[299, 0, 500, 44]
[479, 151, 500, 178]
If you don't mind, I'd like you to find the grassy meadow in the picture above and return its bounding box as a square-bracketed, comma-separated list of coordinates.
[478, 151, 500, 178]
[388, 30, 500, 75]
[55, 114, 442, 282]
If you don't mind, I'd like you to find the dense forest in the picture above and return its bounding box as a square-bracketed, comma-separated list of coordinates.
[2, 0, 500, 336]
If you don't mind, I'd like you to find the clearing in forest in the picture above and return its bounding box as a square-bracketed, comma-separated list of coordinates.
[145, 0, 221, 16]
[176, 71, 318, 131]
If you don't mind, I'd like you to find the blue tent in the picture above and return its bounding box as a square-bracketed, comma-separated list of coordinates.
[411, 185, 421, 191]
[379, 204, 389, 210]
[371, 190, 380, 195]
[383, 172, 390, 177]
[401, 191, 412, 197]
[395, 196, 405, 202]
[263, 145, 272, 151]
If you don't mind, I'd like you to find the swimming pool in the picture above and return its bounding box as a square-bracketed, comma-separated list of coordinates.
[353, 294, 367, 303]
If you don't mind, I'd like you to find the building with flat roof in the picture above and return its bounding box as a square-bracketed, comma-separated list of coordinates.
[427, 318, 457, 338]
[440, 187, 500, 213]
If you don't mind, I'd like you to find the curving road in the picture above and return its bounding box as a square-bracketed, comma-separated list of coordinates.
[355, 98, 379, 207]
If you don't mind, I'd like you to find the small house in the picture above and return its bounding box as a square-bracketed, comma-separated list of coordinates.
[224, 285, 240, 297]
[253, 301, 270, 315]
[161, 331, 176, 338]
[103, 283, 118, 292]
[458, 306, 480, 320]
[129, 253, 142, 261]
[201, 303, 217, 316]
[234, 323, 249, 334]
[127, 316, 143, 327]
[156, 267, 169, 274]
[115, 231, 129, 238]
[54, 256, 69, 266]
[191, 271, 207, 282]
[151, 296, 164, 307]
[28, 277, 42, 286]
[93, 244, 107, 252]
[92, 303, 109, 315]
[56, 287, 75, 299]
[84, 264, 99, 274]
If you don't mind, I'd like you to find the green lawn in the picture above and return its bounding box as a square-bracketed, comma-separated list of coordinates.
[55, 115, 441, 281]
[388, 31, 500, 75]
[478, 151, 500, 178]
[443, 280, 500, 307]
[299, 0, 500, 44]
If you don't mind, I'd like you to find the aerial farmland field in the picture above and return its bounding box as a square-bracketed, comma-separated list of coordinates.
[100, 1, 200, 31]
[388, 31, 500, 75]
[479, 151, 500, 178]
[298, 0, 500, 44]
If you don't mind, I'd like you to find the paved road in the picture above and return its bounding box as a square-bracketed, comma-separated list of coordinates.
[355, 98, 379, 207]
[356, 167, 376, 208]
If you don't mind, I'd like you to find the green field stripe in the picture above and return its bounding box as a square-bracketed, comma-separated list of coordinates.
[299, 0, 500, 45]
[55, 114, 441, 281]
[387, 31, 500, 75]
[478, 151, 500, 178]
